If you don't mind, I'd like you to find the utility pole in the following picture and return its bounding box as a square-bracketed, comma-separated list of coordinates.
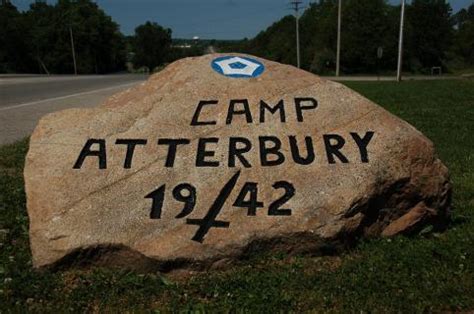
[336, 0, 342, 76]
[396, 0, 406, 82]
[69, 26, 78, 75]
[290, 1, 302, 68]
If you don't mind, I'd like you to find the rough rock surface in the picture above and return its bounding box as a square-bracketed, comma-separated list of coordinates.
[24, 54, 451, 271]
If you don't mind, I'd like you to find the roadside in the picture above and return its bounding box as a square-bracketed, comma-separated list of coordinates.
[0, 73, 469, 145]
[0, 74, 147, 108]
[0, 74, 147, 145]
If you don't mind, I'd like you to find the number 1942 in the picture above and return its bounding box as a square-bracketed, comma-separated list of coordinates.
[144, 171, 295, 242]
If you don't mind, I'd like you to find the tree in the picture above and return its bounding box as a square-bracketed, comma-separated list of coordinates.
[338, 0, 399, 73]
[132, 21, 171, 72]
[249, 16, 297, 66]
[27, 0, 126, 74]
[0, 2, 34, 73]
[300, 0, 338, 73]
[25, 1, 58, 74]
[406, 0, 454, 71]
[453, 3, 474, 65]
[1, 0, 126, 74]
[217, 0, 472, 74]
[63, 0, 126, 74]
[224, 0, 400, 74]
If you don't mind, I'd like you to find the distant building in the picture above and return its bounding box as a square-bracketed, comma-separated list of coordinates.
[172, 44, 192, 49]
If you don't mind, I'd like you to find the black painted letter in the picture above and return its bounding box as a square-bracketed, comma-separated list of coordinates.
[228, 137, 252, 168]
[323, 134, 348, 164]
[226, 99, 253, 124]
[73, 139, 107, 169]
[295, 97, 318, 122]
[289, 136, 315, 165]
[259, 136, 285, 166]
[196, 137, 220, 167]
[115, 139, 147, 169]
[191, 100, 218, 126]
[259, 100, 285, 123]
[158, 139, 191, 167]
[350, 131, 374, 163]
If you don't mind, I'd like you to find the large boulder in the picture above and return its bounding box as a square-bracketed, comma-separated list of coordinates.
[24, 54, 451, 271]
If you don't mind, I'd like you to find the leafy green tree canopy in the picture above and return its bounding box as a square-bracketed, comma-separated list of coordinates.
[0, 0, 126, 74]
[219, 0, 463, 74]
[132, 21, 172, 72]
[453, 3, 474, 65]
[0, 2, 34, 73]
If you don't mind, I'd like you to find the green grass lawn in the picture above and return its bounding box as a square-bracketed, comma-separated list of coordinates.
[1, 80, 473, 312]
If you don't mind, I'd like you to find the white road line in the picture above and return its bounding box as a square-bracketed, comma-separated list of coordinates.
[0, 81, 141, 112]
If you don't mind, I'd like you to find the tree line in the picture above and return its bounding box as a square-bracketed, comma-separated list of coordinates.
[1, 0, 126, 74]
[219, 0, 474, 74]
[1, 0, 473, 75]
[0, 0, 202, 74]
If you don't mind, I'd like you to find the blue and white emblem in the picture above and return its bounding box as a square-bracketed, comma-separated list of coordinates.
[211, 56, 265, 78]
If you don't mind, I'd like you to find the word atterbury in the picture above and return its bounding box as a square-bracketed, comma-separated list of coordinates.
[73, 97, 375, 170]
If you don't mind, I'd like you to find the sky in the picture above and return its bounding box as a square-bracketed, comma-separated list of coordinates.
[11, 0, 473, 40]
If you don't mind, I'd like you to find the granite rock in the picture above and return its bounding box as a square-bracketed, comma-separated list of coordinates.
[24, 54, 451, 270]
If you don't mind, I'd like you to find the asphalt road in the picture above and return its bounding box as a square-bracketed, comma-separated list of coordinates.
[0, 74, 147, 109]
[0, 74, 147, 145]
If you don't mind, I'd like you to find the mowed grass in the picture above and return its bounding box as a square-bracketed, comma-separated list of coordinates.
[1, 80, 473, 312]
